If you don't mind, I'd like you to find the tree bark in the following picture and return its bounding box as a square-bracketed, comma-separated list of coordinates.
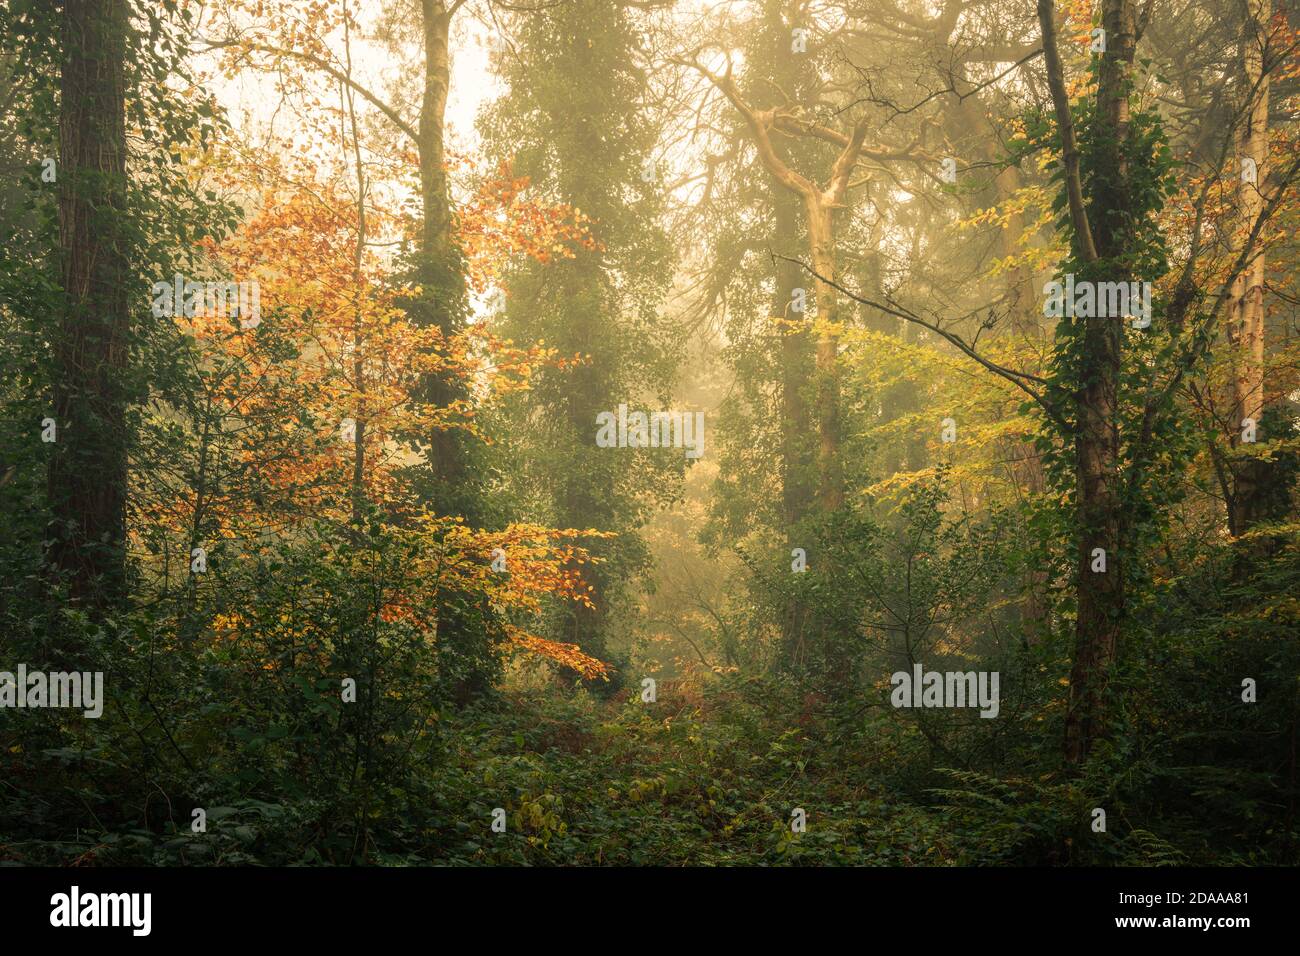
[774, 194, 814, 665]
[1225, 0, 1271, 539]
[1060, 0, 1138, 768]
[416, 0, 468, 497]
[416, 1, 494, 702]
[47, 0, 130, 615]
[806, 195, 844, 510]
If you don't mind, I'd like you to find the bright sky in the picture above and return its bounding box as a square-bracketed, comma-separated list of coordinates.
[195, 3, 512, 319]
[198, 4, 503, 170]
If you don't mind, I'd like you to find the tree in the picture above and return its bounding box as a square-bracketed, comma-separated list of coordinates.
[1036, 0, 1300, 764]
[480, 0, 678, 671]
[685, 52, 872, 511]
[46, 0, 131, 615]
[1223, 0, 1272, 539]
[208, 0, 501, 699]
[1037, 0, 1135, 767]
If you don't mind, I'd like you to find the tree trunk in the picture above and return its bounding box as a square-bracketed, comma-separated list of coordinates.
[806, 195, 843, 511]
[559, 255, 612, 664]
[416, 1, 467, 497]
[416, 1, 492, 702]
[47, 0, 130, 615]
[1062, 0, 1137, 767]
[774, 195, 813, 665]
[1225, 0, 1271, 539]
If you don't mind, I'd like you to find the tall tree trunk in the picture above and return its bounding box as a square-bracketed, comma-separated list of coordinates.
[416, 1, 493, 701]
[47, 0, 130, 616]
[762, 0, 817, 666]
[1225, 0, 1271, 539]
[806, 195, 843, 510]
[345, 25, 369, 528]
[806, 193, 856, 691]
[1062, 0, 1137, 767]
[416, 0, 467, 496]
[774, 195, 813, 665]
[558, 255, 612, 663]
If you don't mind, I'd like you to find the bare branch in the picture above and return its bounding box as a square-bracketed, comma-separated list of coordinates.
[679, 56, 818, 200]
[200, 38, 419, 143]
[775, 254, 1066, 430]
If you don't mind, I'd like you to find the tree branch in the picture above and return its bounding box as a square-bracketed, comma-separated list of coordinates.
[775, 254, 1066, 430]
[678, 56, 818, 199]
[200, 38, 419, 144]
[1036, 0, 1098, 262]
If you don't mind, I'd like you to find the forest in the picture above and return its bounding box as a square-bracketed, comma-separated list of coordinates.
[0, 0, 1297, 869]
